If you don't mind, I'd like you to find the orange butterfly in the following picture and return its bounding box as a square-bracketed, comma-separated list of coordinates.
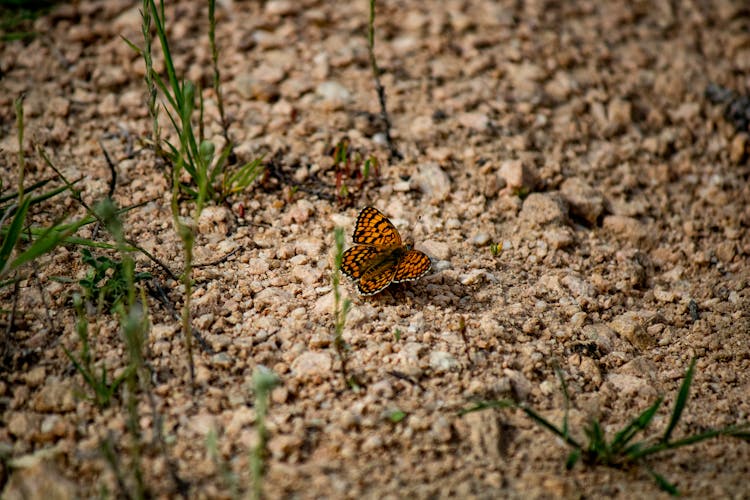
[341, 207, 431, 295]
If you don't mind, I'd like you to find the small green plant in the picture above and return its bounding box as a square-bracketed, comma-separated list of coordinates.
[63, 294, 129, 408]
[393, 328, 402, 342]
[207, 428, 239, 499]
[387, 409, 406, 423]
[250, 366, 280, 500]
[332, 139, 378, 206]
[512, 186, 531, 199]
[461, 358, 750, 495]
[78, 248, 151, 313]
[331, 227, 354, 388]
[124, 0, 264, 206]
[489, 242, 500, 256]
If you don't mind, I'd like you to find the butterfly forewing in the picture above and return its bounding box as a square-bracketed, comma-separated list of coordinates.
[392, 249, 432, 283]
[352, 206, 402, 247]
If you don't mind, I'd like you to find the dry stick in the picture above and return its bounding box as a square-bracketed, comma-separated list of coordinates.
[368, 0, 401, 161]
[126, 240, 179, 282]
[90, 139, 118, 241]
[147, 279, 213, 354]
[100, 432, 136, 500]
[100, 140, 118, 199]
[388, 370, 426, 391]
[193, 246, 240, 268]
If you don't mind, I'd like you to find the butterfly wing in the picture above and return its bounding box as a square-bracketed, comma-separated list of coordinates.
[392, 249, 431, 283]
[357, 260, 398, 295]
[352, 206, 402, 247]
[341, 245, 381, 280]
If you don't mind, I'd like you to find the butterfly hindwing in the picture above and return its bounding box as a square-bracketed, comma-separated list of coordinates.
[357, 259, 398, 295]
[392, 249, 431, 283]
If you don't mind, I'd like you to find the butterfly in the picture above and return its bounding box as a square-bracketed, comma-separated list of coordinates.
[341, 206, 431, 296]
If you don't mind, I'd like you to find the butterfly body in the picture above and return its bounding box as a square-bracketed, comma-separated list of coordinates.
[341, 207, 431, 296]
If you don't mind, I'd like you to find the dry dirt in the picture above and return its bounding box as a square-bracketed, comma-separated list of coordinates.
[1, 0, 750, 498]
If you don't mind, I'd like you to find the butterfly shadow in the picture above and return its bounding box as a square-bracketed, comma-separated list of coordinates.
[361, 271, 476, 311]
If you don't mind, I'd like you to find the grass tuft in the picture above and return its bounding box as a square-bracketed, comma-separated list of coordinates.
[63, 293, 129, 408]
[78, 248, 152, 313]
[460, 358, 750, 495]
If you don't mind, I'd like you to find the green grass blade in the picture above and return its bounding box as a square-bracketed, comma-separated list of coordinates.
[120, 35, 143, 56]
[179, 83, 204, 185]
[209, 143, 232, 186]
[584, 419, 609, 462]
[18, 214, 97, 234]
[631, 424, 750, 460]
[8, 217, 88, 272]
[63, 346, 100, 401]
[147, 0, 180, 101]
[565, 449, 581, 470]
[459, 399, 517, 416]
[60, 238, 134, 250]
[647, 466, 679, 496]
[621, 440, 646, 461]
[519, 404, 583, 449]
[163, 137, 180, 162]
[609, 397, 663, 454]
[726, 425, 750, 440]
[0, 176, 55, 204]
[227, 157, 264, 195]
[26, 181, 79, 208]
[662, 357, 696, 443]
[151, 70, 179, 116]
[0, 196, 31, 275]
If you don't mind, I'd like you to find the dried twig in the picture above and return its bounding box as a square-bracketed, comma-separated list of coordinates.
[146, 279, 214, 354]
[388, 370, 425, 391]
[194, 247, 240, 268]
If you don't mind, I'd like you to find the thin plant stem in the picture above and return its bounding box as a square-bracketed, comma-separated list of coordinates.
[332, 227, 353, 388]
[251, 367, 279, 500]
[208, 0, 230, 146]
[15, 95, 25, 202]
[140, 0, 160, 153]
[171, 147, 196, 389]
[367, 0, 400, 160]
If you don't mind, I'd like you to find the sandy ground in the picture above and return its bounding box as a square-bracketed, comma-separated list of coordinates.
[1, 0, 749, 498]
